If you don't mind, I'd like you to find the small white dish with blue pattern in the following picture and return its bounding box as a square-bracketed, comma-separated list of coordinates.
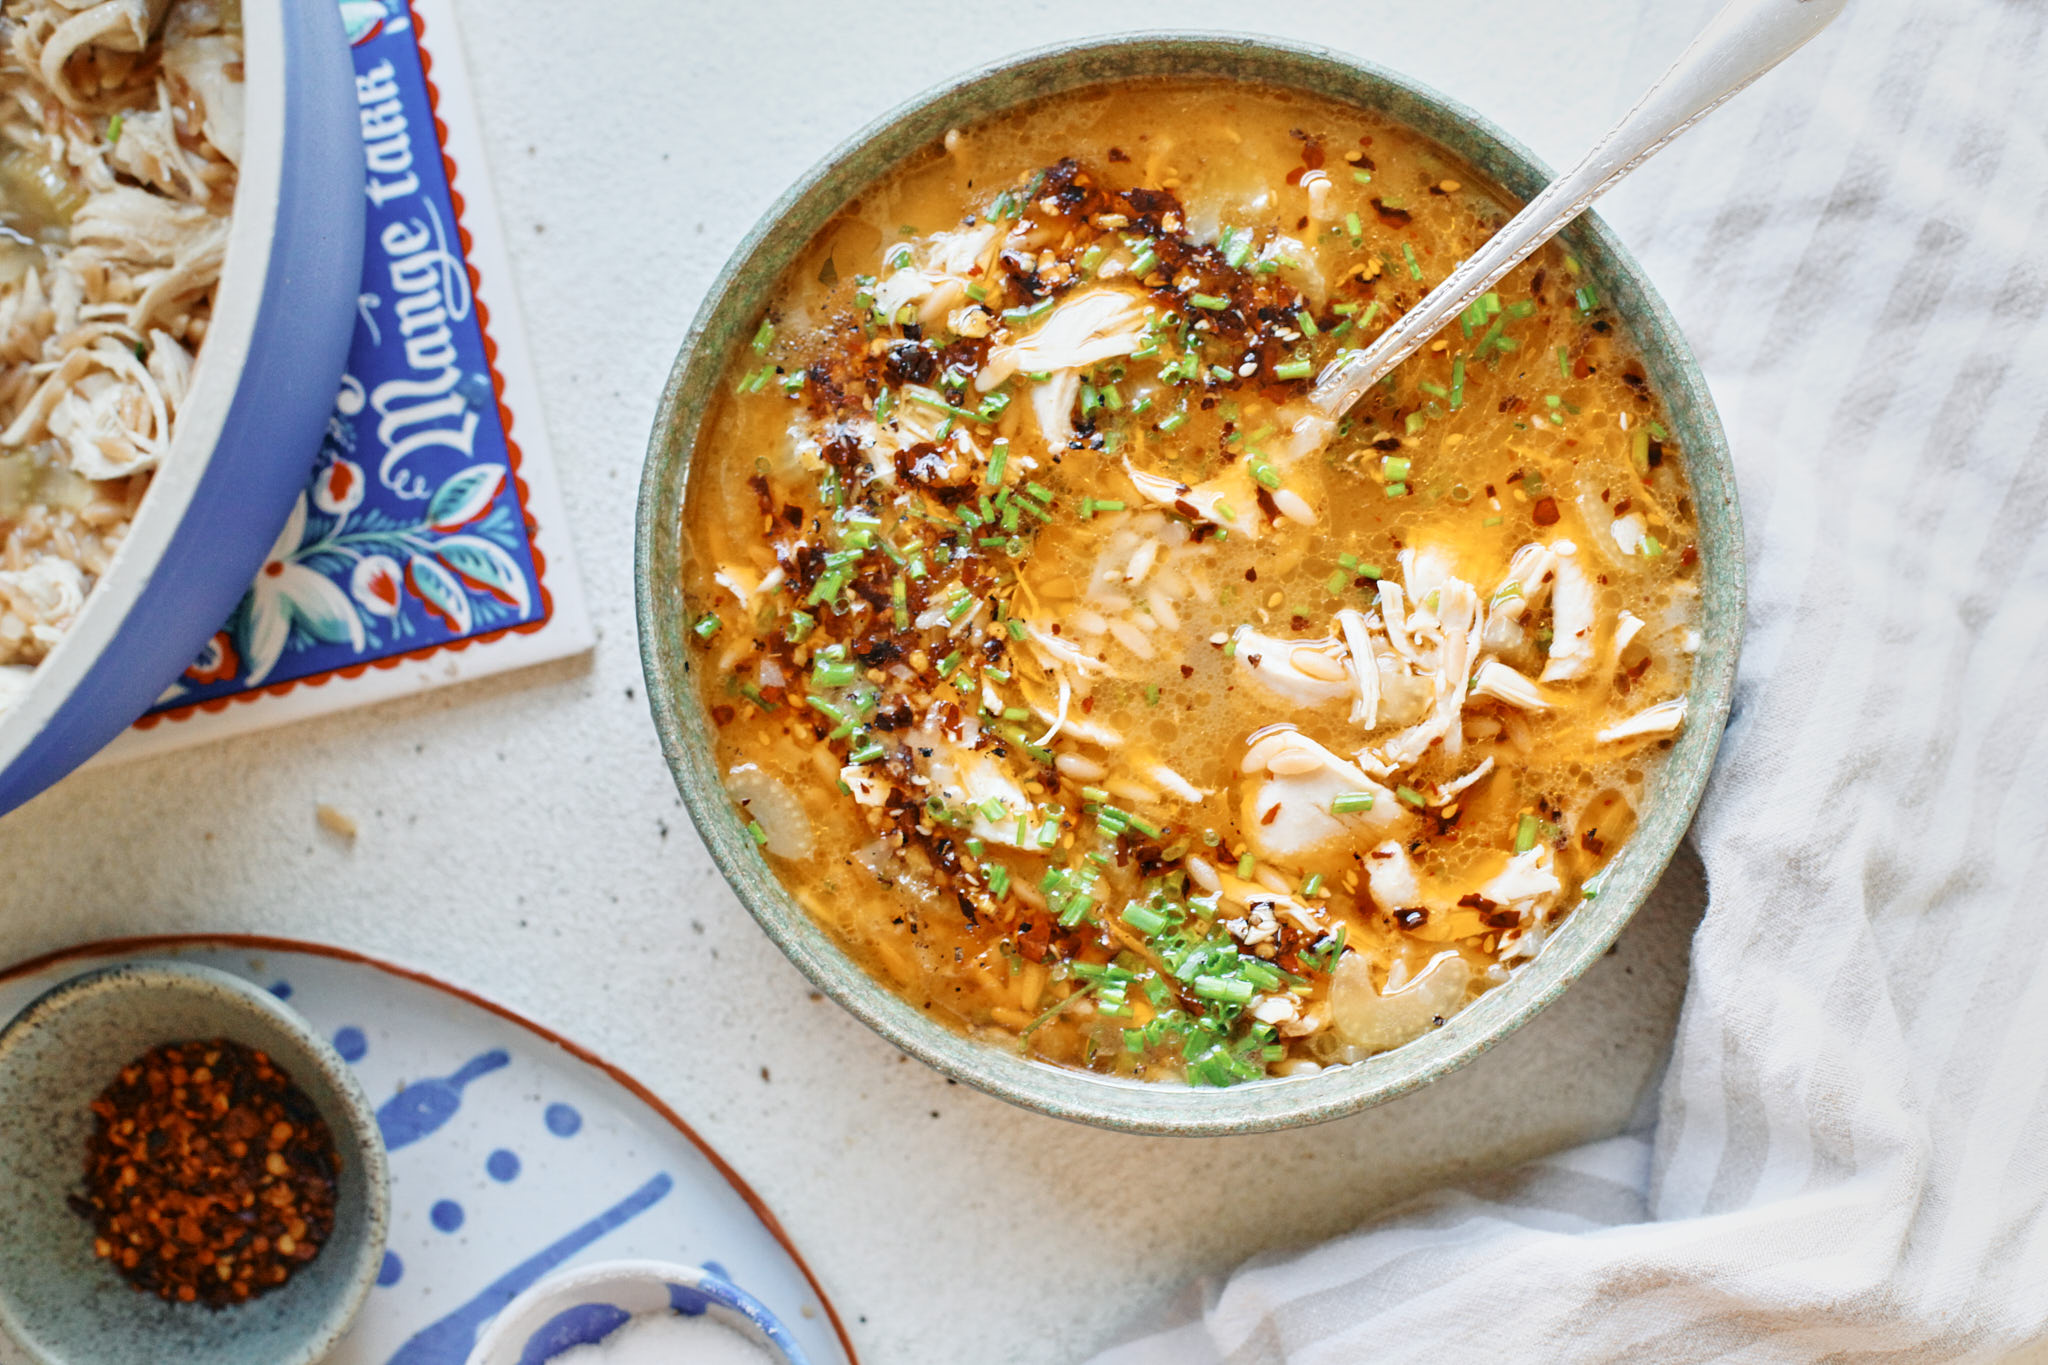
[465, 1259, 805, 1365]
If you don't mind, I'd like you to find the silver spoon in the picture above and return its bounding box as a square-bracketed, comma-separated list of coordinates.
[1307, 0, 1849, 425]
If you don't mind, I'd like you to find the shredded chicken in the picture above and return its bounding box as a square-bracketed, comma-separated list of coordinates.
[978, 288, 1152, 449]
[1238, 726, 1402, 864]
[1231, 625, 1355, 707]
[1471, 659, 1553, 711]
[1122, 458, 1258, 535]
[1598, 698, 1688, 743]
[0, 0, 240, 680]
[1542, 548, 1599, 682]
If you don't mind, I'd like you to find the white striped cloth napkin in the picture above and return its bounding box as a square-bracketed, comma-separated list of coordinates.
[1097, 0, 2048, 1358]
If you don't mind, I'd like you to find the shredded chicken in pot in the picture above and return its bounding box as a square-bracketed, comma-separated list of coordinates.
[0, 0, 239, 694]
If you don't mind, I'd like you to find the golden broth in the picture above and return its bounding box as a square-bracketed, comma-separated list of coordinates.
[677, 80, 1699, 1085]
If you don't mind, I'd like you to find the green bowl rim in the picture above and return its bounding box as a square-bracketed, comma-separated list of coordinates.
[636, 31, 1744, 1137]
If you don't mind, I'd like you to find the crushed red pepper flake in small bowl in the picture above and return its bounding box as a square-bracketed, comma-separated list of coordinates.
[67, 1037, 341, 1309]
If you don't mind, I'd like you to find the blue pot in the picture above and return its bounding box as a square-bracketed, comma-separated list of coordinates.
[0, 0, 367, 815]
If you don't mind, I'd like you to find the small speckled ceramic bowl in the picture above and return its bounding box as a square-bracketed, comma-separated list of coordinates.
[465, 1259, 808, 1365]
[636, 34, 1744, 1136]
[0, 961, 390, 1365]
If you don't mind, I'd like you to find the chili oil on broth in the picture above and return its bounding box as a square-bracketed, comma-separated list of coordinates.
[678, 79, 1700, 1087]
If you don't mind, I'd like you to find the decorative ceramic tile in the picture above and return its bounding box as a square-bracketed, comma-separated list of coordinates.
[94, 0, 591, 768]
[0, 939, 854, 1365]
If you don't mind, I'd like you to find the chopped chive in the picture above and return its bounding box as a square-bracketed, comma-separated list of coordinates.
[747, 820, 769, 846]
[1344, 211, 1362, 244]
[1396, 785, 1426, 809]
[692, 613, 721, 640]
[848, 739, 886, 764]
[1274, 358, 1313, 381]
[1189, 293, 1230, 311]
[1649, 421, 1670, 440]
[1250, 460, 1280, 490]
[1449, 356, 1466, 410]
[1302, 873, 1326, 897]
[1002, 297, 1056, 326]
[1192, 974, 1254, 1006]
[750, 319, 775, 353]
[1331, 791, 1376, 814]
[907, 387, 988, 424]
[1358, 562, 1384, 579]
[1350, 167, 1371, 183]
[1122, 902, 1170, 935]
[1236, 851, 1255, 879]
[1402, 242, 1422, 279]
[1417, 380, 1448, 399]
[1219, 225, 1254, 269]
[1382, 455, 1411, 481]
[988, 865, 1012, 898]
[1515, 813, 1539, 852]
[1296, 309, 1320, 337]
[1158, 411, 1188, 433]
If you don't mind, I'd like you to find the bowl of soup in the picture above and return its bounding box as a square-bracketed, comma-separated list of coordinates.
[638, 34, 1742, 1134]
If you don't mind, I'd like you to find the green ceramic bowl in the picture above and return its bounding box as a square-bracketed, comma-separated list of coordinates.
[637, 33, 1743, 1136]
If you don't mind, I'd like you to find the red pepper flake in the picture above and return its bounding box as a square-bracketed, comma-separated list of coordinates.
[71, 1039, 340, 1309]
[1532, 496, 1560, 526]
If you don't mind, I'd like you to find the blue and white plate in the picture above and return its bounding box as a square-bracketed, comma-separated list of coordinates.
[0, 937, 855, 1365]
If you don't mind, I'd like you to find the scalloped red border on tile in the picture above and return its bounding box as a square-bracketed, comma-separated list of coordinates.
[137, 2, 556, 732]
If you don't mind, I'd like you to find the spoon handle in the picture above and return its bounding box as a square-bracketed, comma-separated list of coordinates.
[1309, 0, 1848, 417]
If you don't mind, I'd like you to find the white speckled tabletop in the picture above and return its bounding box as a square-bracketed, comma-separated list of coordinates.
[0, 3, 1716, 1360]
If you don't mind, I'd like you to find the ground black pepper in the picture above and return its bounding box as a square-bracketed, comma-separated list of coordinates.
[70, 1037, 340, 1308]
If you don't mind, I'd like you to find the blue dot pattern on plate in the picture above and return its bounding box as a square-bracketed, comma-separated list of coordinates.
[487, 1148, 521, 1182]
[430, 1199, 464, 1233]
[333, 1026, 367, 1062]
[517, 1302, 632, 1365]
[379, 1250, 405, 1287]
[377, 1048, 511, 1150]
[544, 1102, 581, 1137]
[269, 980, 293, 999]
